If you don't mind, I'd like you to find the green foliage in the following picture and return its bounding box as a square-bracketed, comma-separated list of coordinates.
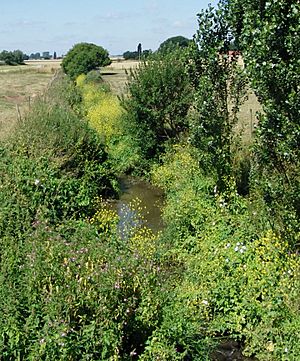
[61, 43, 111, 80]
[228, 0, 300, 241]
[158, 36, 191, 54]
[150, 144, 300, 360]
[0, 215, 169, 360]
[123, 50, 152, 60]
[1, 2, 299, 360]
[0, 75, 117, 233]
[0, 75, 171, 360]
[0, 49, 27, 65]
[76, 74, 142, 174]
[188, 2, 247, 190]
[122, 50, 193, 163]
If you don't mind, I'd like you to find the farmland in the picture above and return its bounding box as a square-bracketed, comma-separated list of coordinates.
[0, 58, 260, 142]
[0, 61, 60, 138]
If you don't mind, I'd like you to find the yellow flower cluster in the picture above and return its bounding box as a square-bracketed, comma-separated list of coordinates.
[252, 230, 288, 265]
[76, 74, 124, 141]
[87, 95, 123, 139]
[130, 226, 158, 260]
[89, 204, 119, 235]
[152, 144, 199, 191]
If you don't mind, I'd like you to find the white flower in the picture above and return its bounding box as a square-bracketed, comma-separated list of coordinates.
[202, 300, 208, 305]
[34, 179, 40, 186]
[225, 243, 231, 249]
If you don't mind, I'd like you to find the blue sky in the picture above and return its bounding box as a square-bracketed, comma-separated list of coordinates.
[0, 0, 217, 56]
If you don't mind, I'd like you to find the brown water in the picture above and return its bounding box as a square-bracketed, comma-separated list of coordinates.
[116, 176, 164, 234]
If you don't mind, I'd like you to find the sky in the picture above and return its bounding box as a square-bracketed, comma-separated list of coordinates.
[0, 0, 217, 56]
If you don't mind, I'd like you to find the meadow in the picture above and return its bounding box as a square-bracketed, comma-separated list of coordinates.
[0, 60, 60, 139]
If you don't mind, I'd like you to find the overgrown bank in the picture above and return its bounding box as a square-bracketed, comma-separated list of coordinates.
[0, 0, 299, 360]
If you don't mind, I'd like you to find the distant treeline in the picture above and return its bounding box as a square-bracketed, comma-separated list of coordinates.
[123, 49, 152, 60]
[0, 50, 29, 65]
[0, 50, 58, 65]
[123, 36, 192, 60]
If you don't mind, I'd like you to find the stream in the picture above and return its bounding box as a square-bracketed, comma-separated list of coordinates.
[115, 176, 164, 235]
[114, 176, 257, 361]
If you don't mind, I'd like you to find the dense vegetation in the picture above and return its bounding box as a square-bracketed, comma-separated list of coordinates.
[122, 50, 151, 60]
[0, 50, 28, 65]
[62, 43, 111, 80]
[0, 0, 299, 360]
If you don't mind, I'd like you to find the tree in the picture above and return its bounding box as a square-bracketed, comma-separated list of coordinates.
[137, 43, 142, 60]
[158, 36, 191, 54]
[62, 43, 111, 80]
[0, 50, 27, 65]
[122, 49, 193, 160]
[229, 0, 300, 170]
[188, 2, 246, 190]
[53, 51, 57, 60]
[123, 50, 151, 60]
[42, 51, 50, 60]
[228, 0, 300, 241]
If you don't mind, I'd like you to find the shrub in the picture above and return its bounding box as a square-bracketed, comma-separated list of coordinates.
[150, 143, 300, 360]
[62, 43, 111, 80]
[77, 74, 143, 174]
[122, 50, 193, 162]
[0, 75, 117, 234]
[0, 75, 171, 360]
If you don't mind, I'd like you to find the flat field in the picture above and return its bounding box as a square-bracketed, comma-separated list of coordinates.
[0, 58, 260, 142]
[0, 60, 61, 139]
[102, 59, 261, 141]
[101, 59, 140, 96]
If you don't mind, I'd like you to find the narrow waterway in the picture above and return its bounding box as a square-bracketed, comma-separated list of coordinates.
[115, 177, 257, 361]
[116, 176, 164, 233]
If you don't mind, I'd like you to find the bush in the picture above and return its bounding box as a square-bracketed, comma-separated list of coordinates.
[62, 43, 111, 80]
[0, 75, 117, 233]
[150, 144, 300, 360]
[122, 50, 193, 162]
[0, 75, 172, 359]
[0, 214, 169, 360]
[77, 74, 143, 174]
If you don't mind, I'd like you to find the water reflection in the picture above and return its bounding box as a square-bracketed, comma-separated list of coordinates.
[116, 176, 164, 234]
